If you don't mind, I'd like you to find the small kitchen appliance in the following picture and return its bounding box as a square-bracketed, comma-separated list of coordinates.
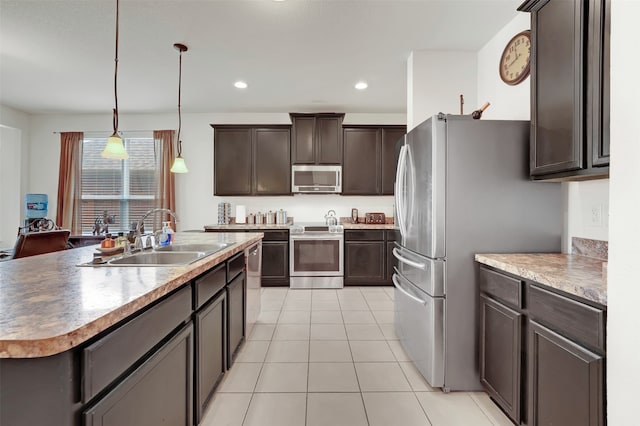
[365, 212, 386, 224]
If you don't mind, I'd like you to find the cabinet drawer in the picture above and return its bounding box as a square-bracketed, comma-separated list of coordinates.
[528, 284, 605, 352]
[194, 264, 226, 310]
[260, 230, 289, 241]
[82, 286, 192, 402]
[385, 229, 397, 241]
[345, 230, 384, 241]
[227, 252, 245, 281]
[479, 267, 522, 308]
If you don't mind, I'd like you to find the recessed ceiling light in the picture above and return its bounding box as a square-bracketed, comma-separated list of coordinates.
[234, 81, 248, 89]
[355, 81, 368, 90]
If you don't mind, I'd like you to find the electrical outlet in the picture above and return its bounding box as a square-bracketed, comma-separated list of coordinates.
[591, 205, 603, 227]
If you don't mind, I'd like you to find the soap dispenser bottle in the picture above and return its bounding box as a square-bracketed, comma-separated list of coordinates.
[159, 221, 174, 246]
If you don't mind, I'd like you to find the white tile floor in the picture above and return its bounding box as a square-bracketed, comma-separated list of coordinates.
[200, 286, 513, 426]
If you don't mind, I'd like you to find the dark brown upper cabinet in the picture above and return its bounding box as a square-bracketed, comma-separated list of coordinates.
[290, 113, 344, 165]
[342, 125, 406, 195]
[213, 125, 291, 196]
[519, 0, 609, 181]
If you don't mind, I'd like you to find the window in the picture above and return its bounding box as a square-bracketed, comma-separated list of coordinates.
[80, 136, 157, 234]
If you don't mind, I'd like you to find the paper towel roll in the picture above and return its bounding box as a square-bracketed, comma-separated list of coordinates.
[235, 205, 246, 224]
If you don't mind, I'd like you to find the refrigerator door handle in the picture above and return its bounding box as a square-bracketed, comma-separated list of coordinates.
[392, 273, 427, 306]
[392, 248, 426, 270]
[394, 144, 408, 237]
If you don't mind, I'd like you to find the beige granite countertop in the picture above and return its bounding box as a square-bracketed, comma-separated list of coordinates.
[340, 222, 395, 230]
[0, 232, 263, 358]
[475, 253, 607, 306]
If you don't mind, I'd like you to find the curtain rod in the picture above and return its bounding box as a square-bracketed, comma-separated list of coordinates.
[52, 130, 159, 135]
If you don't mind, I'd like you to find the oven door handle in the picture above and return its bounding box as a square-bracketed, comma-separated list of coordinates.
[392, 248, 426, 270]
[392, 274, 427, 306]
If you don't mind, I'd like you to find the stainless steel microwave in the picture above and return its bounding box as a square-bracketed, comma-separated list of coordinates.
[291, 165, 342, 193]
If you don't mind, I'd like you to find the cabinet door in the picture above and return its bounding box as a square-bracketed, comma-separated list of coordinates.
[262, 241, 289, 286]
[291, 115, 316, 164]
[381, 127, 405, 195]
[528, 320, 604, 426]
[589, 0, 610, 167]
[316, 115, 343, 164]
[345, 241, 385, 284]
[530, 0, 585, 176]
[343, 128, 381, 195]
[480, 295, 522, 424]
[195, 292, 226, 423]
[227, 273, 245, 367]
[214, 128, 252, 195]
[84, 324, 193, 426]
[254, 128, 291, 195]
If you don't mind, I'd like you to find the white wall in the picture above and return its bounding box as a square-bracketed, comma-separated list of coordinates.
[607, 0, 640, 423]
[477, 13, 530, 120]
[0, 126, 22, 247]
[407, 50, 477, 130]
[0, 105, 30, 241]
[28, 112, 404, 231]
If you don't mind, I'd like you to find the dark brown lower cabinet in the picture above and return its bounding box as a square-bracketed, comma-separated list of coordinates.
[478, 264, 606, 426]
[528, 320, 604, 426]
[195, 291, 226, 424]
[83, 323, 194, 426]
[345, 229, 394, 285]
[227, 272, 245, 367]
[480, 295, 522, 424]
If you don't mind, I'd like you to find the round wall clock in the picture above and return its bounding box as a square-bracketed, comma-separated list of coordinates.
[499, 30, 531, 85]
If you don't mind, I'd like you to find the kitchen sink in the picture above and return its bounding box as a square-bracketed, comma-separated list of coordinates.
[154, 242, 233, 254]
[108, 251, 207, 266]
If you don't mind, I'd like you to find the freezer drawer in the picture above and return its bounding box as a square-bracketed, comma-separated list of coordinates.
[393, 271, 444, 388]
[392, 243, 445, 297]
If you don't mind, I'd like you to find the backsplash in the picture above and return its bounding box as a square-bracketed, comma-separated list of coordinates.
[571, 237, 608, 260]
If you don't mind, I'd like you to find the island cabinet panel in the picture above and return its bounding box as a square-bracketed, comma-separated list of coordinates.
[528, 320, 604, 426]
[194, 291, 226, 424]
[213, 125, 291, 196]
[227, 272, 245, 368]
[82, 285, 192, 402]
[479, 294, 522, 424]
[520, 0, 610, 180]
[84, 323, 194, 426]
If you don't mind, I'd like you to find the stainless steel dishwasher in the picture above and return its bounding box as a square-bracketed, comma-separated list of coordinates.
[245, 241, 262, 338]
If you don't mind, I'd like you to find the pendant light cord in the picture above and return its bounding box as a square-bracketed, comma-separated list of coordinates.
[176, 48, 183, 156]
[113, 0, 120, 134]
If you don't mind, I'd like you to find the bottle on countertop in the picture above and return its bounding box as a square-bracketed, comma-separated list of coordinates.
[159, 221, 174, 246]
[115, 232, 127, 248]
[101, 233, 115, 249]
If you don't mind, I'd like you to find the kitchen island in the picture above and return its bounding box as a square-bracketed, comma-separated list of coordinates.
[0, 231, 262, 426]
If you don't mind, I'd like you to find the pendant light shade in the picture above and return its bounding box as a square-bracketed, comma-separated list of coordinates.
[170, 43, 188, 173]
[102, 0, 129, 160]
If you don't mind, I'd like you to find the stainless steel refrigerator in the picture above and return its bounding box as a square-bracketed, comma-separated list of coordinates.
[392, 114, 562, 391]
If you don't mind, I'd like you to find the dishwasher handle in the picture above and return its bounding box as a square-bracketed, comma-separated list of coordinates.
[392, 274, 427, 306]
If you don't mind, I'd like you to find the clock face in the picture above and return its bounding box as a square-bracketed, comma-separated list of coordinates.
[499, 30, 531, 85]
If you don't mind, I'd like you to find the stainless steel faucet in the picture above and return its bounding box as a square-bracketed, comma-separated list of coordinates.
[134, 208, 178, 249]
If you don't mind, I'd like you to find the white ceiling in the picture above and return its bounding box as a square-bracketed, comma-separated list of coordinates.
[0, 0, 521, 115]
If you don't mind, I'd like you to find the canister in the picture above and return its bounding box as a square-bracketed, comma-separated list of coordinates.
[266, 210, 276, 224]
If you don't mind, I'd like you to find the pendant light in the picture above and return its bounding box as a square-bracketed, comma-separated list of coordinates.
[101, 0, 129, 159]
[170, 43, 189, 173]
